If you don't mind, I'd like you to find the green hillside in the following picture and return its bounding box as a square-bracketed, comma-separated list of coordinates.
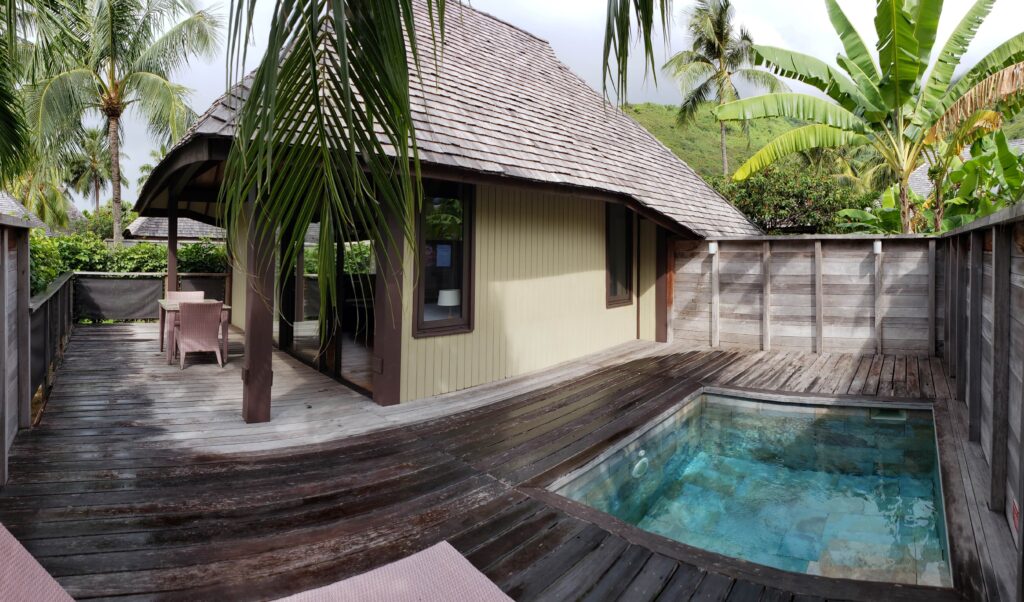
[1002, 112, 1024, 141]
[623, 102, 800, 181]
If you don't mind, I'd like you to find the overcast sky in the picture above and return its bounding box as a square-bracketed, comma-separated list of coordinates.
[90, 0, 1024, 213]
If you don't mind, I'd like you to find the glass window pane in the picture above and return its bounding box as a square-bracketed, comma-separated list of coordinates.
[607, 204, 632, 303]
[422, 195, 465, 322]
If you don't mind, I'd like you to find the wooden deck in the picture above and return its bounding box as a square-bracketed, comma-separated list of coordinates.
[0, 325, 970, 601]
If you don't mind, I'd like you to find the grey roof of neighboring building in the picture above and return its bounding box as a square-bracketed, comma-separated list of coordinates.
[126, 216, 321, 245]
[126, 216, 226, 240]
[147, 1, 759, 238]
[0, 192, 46, 229]
[909, 138, 1024, 198]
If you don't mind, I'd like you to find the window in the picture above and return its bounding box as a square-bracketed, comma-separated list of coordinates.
[414, 180, 474, 337]
[606, 203, 633, 307]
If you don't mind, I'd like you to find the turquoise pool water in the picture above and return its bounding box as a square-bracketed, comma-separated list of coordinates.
[552, 394, 951, 587]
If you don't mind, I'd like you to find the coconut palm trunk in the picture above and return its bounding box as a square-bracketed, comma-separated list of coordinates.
[93, 178, 100, 214]
[720, 120, 729, 175]
[108, 114, 122, 244]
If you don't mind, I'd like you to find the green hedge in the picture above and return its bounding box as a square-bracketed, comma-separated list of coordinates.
[30, 232, 230, 294]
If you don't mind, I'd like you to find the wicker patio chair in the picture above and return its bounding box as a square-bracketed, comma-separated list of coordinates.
[164, 290, 204, 363]
[175, 301, 224, 369]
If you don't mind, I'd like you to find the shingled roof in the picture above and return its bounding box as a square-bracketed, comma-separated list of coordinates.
[126, 216, 226, 241]
[143, 1, 759, 237]
[0, 193, 46, 230]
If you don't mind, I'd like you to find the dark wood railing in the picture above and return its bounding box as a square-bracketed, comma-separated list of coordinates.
[28, 272, 74, 404]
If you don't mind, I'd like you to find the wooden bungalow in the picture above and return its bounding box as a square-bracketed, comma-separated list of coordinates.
[133, 3, 759, 417]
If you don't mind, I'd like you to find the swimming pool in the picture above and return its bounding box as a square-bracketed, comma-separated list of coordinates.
[550, 393, 951, 587]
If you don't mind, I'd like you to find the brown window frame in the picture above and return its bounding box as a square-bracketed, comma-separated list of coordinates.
[413, 180, 475, 338]
[606, 203, 634, 308]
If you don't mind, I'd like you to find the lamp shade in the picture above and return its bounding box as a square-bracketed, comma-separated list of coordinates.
[437, 289, 461, 307]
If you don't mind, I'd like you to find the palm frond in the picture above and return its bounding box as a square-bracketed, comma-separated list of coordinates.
[602, 0, 672, 99]
[131, 8, 221, 77]
[733, 68, 788, 94]
[124, 71, 197, 143]
[753, 45, 866, 113]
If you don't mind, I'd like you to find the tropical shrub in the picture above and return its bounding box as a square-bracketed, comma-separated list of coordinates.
[73, 204, 139, 240]
[29, 230, 63, 295]
[54, 233, 111, 271]
[110, 243, 167, 273]
[177, 238, 229, 273]
[303, 242, 373, 275]
[836, 185, 920, 234]
[713, 166, 863, 234]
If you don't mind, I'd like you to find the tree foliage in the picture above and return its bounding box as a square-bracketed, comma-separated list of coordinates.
[28, 229, 63, 294]
[715, 0, 1024, 232]
[712, 166, 865, 234]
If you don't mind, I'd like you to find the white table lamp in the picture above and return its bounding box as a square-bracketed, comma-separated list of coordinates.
[437, 289, 460, 317]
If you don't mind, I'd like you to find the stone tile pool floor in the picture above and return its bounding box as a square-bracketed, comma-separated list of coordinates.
[553, 394, 951, 587]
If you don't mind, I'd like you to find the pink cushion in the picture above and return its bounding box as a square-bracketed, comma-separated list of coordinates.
[276, 541, 512, 602]
[0, 523, 73, 602]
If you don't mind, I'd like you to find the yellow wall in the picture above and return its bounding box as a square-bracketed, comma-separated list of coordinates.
[399, 185, 642, 402]
[638, 219, 657, 341]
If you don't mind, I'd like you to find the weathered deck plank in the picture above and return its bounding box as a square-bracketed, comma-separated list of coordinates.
[0, 324, 963, 601]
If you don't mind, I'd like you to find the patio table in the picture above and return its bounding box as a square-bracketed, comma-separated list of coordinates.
[158, 299, 231, 364]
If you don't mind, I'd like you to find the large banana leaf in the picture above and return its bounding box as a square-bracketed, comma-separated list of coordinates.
[935, 33, 1024, 121]
[753, 45, 866, 113]
[912, 0, 943, 68]
[835, 55, 886, 118]
[716, 93, 867, 133]
[919, 0, 996, 116]
[874, 0, 921, 110]
[732, 124, 868, 181]
[824, 0, 878, 81]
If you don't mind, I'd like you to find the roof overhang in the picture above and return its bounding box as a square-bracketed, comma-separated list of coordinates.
[133, 135, 232, 227]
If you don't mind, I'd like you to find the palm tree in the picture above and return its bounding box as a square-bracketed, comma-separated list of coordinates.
[26, 0, 220, 244]
[66, 127, 112, 214]
[136, 143, 167, 190]
[663, 0, 785, 176]
[713, 0, 1024, 232]
[9, 153, 71, 229]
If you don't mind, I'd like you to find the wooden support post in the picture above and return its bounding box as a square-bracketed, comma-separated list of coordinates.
[710, 243, 720, 348]
[167, 194, 178, 293]
[990, 225, 1011, 512]
[654, 229, 669, 343]
[242, 201, 275, 424]
[956, 237, 968, 402]
[278, 234, 295, 352]
[0, 229, 8, 486]
[372, 213, 404, 406]
[927, 239, 936, 357]
[295, 244, 305, 321]
[325, 234, 344, 376]
[815, 241, 824, 353]
[967, 229, 983, 442]
[16, 229, 29, 429]
[944, 239, 952, 366]
[762, 241, 771, 351]
[874, 241, 883, 356]
[948, 238, 958, 375]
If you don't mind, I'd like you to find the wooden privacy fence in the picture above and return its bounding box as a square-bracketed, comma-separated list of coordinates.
[0, 218, 32, 486]
[29, 273, 73, 404]
[672, 236, 943, 356]
[940, 206, 1024, 561]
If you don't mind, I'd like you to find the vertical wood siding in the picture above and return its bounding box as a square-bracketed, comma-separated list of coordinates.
[638, 220, 657, 341]
[399, 185, 640, 402]
[672, 238, 944, 355]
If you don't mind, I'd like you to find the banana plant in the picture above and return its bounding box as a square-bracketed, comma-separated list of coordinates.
[836, 185, 912, 234]
[943, 131, 1024, 228]
[714, 0, 1024, 233]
